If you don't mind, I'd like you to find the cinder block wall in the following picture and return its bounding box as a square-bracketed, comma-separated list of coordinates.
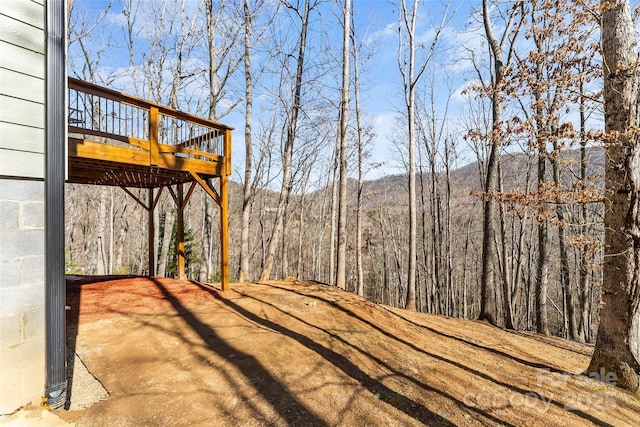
[0, 178, 45, 414]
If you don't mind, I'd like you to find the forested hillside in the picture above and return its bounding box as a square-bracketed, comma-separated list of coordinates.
[65, 0, 640, 393]
[65, 147, 605, 340]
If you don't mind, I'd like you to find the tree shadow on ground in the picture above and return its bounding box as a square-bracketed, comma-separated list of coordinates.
[191, 281, 466, 426]
[255, 280, 615, 427]
[148, 278, 328, 426]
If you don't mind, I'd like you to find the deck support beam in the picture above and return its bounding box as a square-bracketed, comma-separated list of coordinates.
[176, 183, 186, 280]
[220, 174, 230, 292]
[148, 188, 155, 276]
[67, 78, 233, 289]
[121, 186, 164, 277]
[190, 172, 230, 291]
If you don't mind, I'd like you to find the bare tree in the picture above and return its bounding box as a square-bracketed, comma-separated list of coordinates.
[335, 0, 352, 290]
[350, 8, 375, 297]
[259, 0, 315, 281]
[588, 0, 640, 393]
[478, 0, 521, 325]
[200, 0, 243, 282]
[239, 0, 255, 282]
[396, 0, 449, 310]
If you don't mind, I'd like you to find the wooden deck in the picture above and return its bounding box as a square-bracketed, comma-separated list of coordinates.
[67, 78, 231, 188]
[67, 78, 232, 290]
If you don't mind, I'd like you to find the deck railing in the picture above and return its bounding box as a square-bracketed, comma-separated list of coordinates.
[68, 78, 232, 169]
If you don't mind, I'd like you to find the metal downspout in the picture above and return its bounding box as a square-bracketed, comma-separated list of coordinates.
[45, 0, 67, 410]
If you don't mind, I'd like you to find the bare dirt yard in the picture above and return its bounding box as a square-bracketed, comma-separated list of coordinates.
[53, 276, 639, 426]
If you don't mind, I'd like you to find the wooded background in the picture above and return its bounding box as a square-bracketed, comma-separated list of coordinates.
[65, 0, 638, 344]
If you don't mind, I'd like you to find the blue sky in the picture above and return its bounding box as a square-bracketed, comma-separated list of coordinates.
[68, 0, 640, 182]
[69, 0, 483, 181]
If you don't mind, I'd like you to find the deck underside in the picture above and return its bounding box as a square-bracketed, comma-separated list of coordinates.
[67, 137, 220, 188]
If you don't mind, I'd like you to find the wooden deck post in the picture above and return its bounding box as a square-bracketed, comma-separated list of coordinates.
[219, 129, 232, 291]
[149, 106, 159, 166]
[148, 188, 155, 276]
[220, 174, 230, 291]
[177, 183, 186, 280]
[67, 78, 233, 287]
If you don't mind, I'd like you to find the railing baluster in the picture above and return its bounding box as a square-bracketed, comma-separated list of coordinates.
[68, 78, 230, 161]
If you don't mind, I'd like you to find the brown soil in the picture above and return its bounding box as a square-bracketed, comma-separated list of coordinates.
[57, 276, 640, 426]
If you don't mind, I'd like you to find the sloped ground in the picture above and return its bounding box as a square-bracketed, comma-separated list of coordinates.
[56, 276, 640, 426]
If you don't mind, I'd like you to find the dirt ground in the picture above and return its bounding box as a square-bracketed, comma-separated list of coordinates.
[54, 276, 640, 426]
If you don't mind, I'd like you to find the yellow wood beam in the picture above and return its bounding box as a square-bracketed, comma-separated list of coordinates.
[220, 173, 230, 292]
[224, 129, 232, 174]
[149, 106, 159, 166]
[183, 181, 197, 208]
[69, 138, 223, 180]
[157, 143, 221, 162]
[120, 186, 148, 209]
[148, 188, 155, 277]
[155, 153, 223, 176]
[176, 183, 186, 280]
[69, 138, 150, 166]
[190, 171, 221, 206]
[166, 185, 178, 206]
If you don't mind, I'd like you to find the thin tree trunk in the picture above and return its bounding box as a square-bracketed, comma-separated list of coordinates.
[578, 78, 591, 343]
[498, 161, 514, 329]
[158, 207, 175, 277]
[239, 0, 254, 283]
[399, 0, 418, 311]
[96, 187, 108, 275]
[552, 151, 579, 339]
[335, 0, 351, 290]
[109, 187, 114, 273]
[329, 148, 338, 287]
[479, 0, 512, 325]
[352, 11, 365, 297]
[535, 151, 549, 335]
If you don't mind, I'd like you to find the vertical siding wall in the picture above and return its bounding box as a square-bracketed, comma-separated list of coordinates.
[0, 0, 46, 414]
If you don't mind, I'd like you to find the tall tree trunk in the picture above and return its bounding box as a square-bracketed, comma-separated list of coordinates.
[444, 139, 454, 317]
[199, 199, 214, 282]
[200, 0, 239, 282]
[335, 0, 351, 290]
[498, 162, 515, 329]
[109, 187, 114, 273]
[239, 0, 254, 283]
[552, 151, 579, 339]
[157, 207, 175, 277]
[430, 155, 440, 314]
[398, 0, 419, 311]
[536, 152, 550, 335]
[588, 0, 640, 393]
[96, 187, 108, 275]
[479, 0, 505, 324]
[352, 8, 365, 297]
[199, 0, 219, 282]
[578, 78, 591, 343]
[259, 0, 311, 282]
[329, 147, 338, 287]
[419, 164, 432, 313]
[281, 207, 290, 277]
[297, 181, 307, 278]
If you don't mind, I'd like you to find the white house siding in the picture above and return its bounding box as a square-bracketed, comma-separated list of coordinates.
[0, 0, 46, 179]
[0, 0, 46, 414]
